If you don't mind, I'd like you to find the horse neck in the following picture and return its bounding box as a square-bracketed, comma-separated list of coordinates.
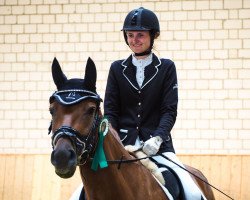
[96, 122, 130, 161]
[79, 126, 130, 173]
[79, 128, 131, 189]
[79, 127, 167, 200]
[103, 128, 130, 160]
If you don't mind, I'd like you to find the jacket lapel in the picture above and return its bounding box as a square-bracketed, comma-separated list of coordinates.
[121, 54, 162, 90]
[141, 54, 161, 89]
[121, 56, 140, 90]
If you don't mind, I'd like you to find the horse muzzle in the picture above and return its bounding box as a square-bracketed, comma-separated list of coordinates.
[50, 128, 79, 178]
[50, 126, 92, 178]
[51, 138, 78, 178]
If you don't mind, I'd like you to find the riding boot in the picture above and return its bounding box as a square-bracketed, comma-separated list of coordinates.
[162, 168, 182, 200]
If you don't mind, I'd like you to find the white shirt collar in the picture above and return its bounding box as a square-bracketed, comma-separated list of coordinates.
[131, 54, 153, 88]
[132, 53, 153, 67]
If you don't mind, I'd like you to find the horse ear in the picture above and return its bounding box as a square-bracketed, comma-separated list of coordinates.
[84, 57, 96, 92]
[52, 57, 67, 90]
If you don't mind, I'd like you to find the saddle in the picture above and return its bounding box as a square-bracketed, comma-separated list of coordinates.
[125, 145, 186, 200]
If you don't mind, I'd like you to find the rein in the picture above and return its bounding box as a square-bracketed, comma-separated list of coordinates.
[158, 154, 234, 200]
[101, 153, 234, 200]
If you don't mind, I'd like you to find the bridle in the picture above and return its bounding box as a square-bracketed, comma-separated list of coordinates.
[48, 89, 102, 165]
[51, 116, 100, 165]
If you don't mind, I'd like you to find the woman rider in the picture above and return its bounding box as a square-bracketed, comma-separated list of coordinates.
[104, 7, 206, 200]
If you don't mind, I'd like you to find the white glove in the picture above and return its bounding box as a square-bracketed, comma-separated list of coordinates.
[142, 136, 163, 156]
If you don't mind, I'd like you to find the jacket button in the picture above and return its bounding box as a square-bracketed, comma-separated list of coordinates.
[138, 91, 141, 94]
[138, 114, 140, 118]
[136, 126, 139, 130]
[138, 102, 141, 106]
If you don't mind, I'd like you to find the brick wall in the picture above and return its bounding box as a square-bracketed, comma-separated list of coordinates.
[0, 0, 249, 154]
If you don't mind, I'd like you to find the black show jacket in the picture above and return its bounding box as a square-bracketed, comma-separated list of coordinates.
[104, 54, 178, 153]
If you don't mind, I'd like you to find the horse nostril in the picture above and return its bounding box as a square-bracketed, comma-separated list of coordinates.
[51, 148, 77, 169]
[51, 150, 67, 168]
[51, 150, 58, 167]
[68, 149, 77, 166]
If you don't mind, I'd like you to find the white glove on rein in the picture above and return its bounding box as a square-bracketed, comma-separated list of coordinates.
[142, 136, 163, 156]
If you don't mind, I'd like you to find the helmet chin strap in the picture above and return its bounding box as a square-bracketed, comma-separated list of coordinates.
[134, 49, 151, 57]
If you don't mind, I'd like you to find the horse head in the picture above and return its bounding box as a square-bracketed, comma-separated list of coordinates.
[49, 58, 102, 178]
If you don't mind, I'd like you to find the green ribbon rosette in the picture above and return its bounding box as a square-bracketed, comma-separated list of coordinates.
[91, 117, 109, 171]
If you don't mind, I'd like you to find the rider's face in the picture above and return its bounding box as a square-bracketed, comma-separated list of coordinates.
[126, 31, 151, 54]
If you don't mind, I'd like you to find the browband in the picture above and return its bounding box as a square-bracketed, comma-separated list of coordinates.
[50, 89, 102, 105]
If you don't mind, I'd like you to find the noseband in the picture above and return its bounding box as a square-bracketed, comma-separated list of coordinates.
[48, 89, 102, 165]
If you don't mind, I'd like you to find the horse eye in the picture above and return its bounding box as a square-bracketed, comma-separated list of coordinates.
[87, 106, 96, 115]
[49, 107, 54, 115]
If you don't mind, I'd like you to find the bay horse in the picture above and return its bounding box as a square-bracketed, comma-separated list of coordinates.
[48, 57, 215, 200]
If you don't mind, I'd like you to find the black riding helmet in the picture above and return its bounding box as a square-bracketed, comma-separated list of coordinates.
[122, 7, 160, 56]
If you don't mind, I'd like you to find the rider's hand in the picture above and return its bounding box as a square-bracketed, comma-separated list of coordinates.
[142, 136, 163, 156]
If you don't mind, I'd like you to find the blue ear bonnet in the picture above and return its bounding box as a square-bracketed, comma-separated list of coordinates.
[49, 77, 102, 106]
[50, 57, 101, 105]
[50, 89, 102, 105]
